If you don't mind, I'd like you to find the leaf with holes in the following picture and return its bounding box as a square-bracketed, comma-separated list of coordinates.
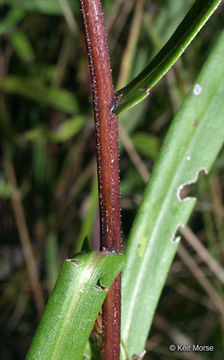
[121, 30, 224, 359]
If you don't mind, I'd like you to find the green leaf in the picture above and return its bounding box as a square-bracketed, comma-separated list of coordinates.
[115, 0, 222, 114]
[0, 8, 25, 35]
[49, 117, 85, 142]
[23, 116, 85, 144]
[0, 76, 79, 114]
[1, 0, 79, 15]
[45, 231, 59, 291]
[131, 132, 160, 160]
[121, 30, 224, 359]
[32, 139, 51, 185]
[155, 0, 194, 44]
[10, 30, 35, 62]
[0, 176, 12, 199]
[27, 251, 126, 360]
[75, 179, 99, 253]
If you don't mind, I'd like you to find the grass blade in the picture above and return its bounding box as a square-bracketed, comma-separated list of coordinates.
[114, 0, 222, 114]
[121, 30, 224, 359]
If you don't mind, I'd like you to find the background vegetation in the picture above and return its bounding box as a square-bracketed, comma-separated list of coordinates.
[0, 0, 224, 359]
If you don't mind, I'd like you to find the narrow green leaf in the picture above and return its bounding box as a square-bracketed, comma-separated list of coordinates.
[23, 116, 85, 144]
[32, 139, 51, 185]
[1, 0, 79, 15]
[0, 176, 12, 199]
[0, 8, 25, 35]
[75, 179, 98, 253]
[0, 76, 79, 114]
[121, 31, 224, 359]
[115, 0, 222, 114]
[27, 251, 126, 360]
[131, 132, 160, 160]
[45, 231, 59, 291]
[49, 117, 85, 142]
[10, 30, 35, 62]
[154, 0, 194, 44]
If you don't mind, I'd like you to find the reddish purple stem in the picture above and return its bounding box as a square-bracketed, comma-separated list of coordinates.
[79, 0, 122, 359]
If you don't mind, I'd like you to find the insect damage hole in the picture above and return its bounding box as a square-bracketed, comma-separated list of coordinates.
[177, 168, 208, 202]
[95, 279, 108, 291]
[131, 350, 147, 359]
[170, 224, 183, 244]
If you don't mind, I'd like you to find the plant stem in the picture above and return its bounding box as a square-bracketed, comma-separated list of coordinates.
[79, 0, 121, 359]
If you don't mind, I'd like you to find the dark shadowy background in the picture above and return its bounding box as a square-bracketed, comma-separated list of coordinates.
[0, 0, 224, 358]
